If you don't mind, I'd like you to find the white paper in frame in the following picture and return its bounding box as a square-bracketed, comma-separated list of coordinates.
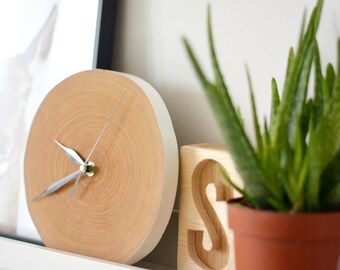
[0, 0, 117, 243]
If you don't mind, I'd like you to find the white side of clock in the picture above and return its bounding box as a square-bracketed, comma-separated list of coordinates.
[120, 73, 178, 264]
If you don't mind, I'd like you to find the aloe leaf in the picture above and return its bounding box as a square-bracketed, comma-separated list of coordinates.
[279, 136, 294, 183]
[208, 6, 286, 208]
[236, 106, 244, 127]
[332, 40, 340, 111]
[263, 118, 287, 210]
[207, 5, 226, 90]
[285, 135, 306, 208]
[183, 38, 211, 89]
[293, 115, 303, 175]
[273, 16, 320, 154]
[246, 66, 263, 155]
[313, 40, 324, 118]
[286, 152, 308, 212]
[320, 151, 340, 210]
[184, 6, 276, 208]
[283, 173, 295, 205]
[323, 182, 340, 211]
[312, 0, 324, 30]
[337, 39, 340, 74]
[297, 9, 307, 48]
[307, 76, 340, 210]
[183, 0, 333, 212]
[287, 38, 315, 145]
[272, 0, 323, 151]
[284, 48, 295, 93]
[270, 49, 291, 146]
[325, 63, 335, 101]
[291, 195, 305, 213]
[219, 168, 250, 201]
[267, 197, 289, 211]
[301, 99, 313, 140]
[277, 34, 314, 180]
[296, 156, 308, 203]
[261, 117, 278, 180]
[262, 119, 270, 157]
[307, 115, 340, 210]
[184, 38, 268, 207]
[314, 41, 331, 116]
[269, 78, 280, 136]
[268, 78, 281, 181]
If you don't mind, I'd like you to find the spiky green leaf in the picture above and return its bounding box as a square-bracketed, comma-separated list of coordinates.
[320, 151, 340, 210]
[325, 64, 335, 101]
[246, 66, 263, 155]
[297, 9, 307, 48]
[306, 75, 340, 210]
[272, 0, 323, 151]
[313, 39, 325, 119]
[269, 78, 280, 136]
[219, 168, 250, 201]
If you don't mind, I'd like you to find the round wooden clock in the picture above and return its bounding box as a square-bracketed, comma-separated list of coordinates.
[24, 70, 178, 264]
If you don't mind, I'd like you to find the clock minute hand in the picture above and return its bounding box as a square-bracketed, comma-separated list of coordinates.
[85, 91, 126, 164]
[70, 91, 126, 197]
[54, 140, 85, 166]
[33, 170, 82, 201]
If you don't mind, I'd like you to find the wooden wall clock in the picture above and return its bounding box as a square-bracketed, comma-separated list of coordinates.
[24, 70, 178, 264]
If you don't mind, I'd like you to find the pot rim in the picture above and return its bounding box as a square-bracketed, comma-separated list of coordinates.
[227, 198, 340, 239]
[228, 197, 340, 216]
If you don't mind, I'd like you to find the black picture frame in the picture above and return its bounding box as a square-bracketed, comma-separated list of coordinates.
[96, 0, 118, 70]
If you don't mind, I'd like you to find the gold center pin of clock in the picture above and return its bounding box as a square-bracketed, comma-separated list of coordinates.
[79, 162, 95, 177]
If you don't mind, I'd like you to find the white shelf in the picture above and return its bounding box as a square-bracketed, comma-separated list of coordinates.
[0, 236, 143, 270]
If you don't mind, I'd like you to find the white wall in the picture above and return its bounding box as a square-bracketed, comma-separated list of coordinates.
[113, 0, 339, 147]
[113, 3, 340, 262]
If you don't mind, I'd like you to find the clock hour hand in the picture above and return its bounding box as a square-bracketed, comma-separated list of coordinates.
[54, 140, 85, 166]
[32, 170, 82, 201]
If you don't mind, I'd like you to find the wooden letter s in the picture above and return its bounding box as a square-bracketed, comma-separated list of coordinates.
[187, 160, 233, 270]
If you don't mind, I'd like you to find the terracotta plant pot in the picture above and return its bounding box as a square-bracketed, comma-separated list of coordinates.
[228, 203, 340, 270]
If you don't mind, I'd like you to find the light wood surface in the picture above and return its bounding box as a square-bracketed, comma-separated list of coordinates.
[24, 70, 178, 264]
[178, 144, 243, 270]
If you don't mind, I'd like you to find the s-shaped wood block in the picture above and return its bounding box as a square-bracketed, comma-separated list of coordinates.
[178, 144, 243, 270]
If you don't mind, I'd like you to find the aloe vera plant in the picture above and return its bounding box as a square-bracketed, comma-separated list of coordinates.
[184, 0, 340, 212]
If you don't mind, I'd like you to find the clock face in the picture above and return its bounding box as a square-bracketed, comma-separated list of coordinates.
[24, 70, 178, 264]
